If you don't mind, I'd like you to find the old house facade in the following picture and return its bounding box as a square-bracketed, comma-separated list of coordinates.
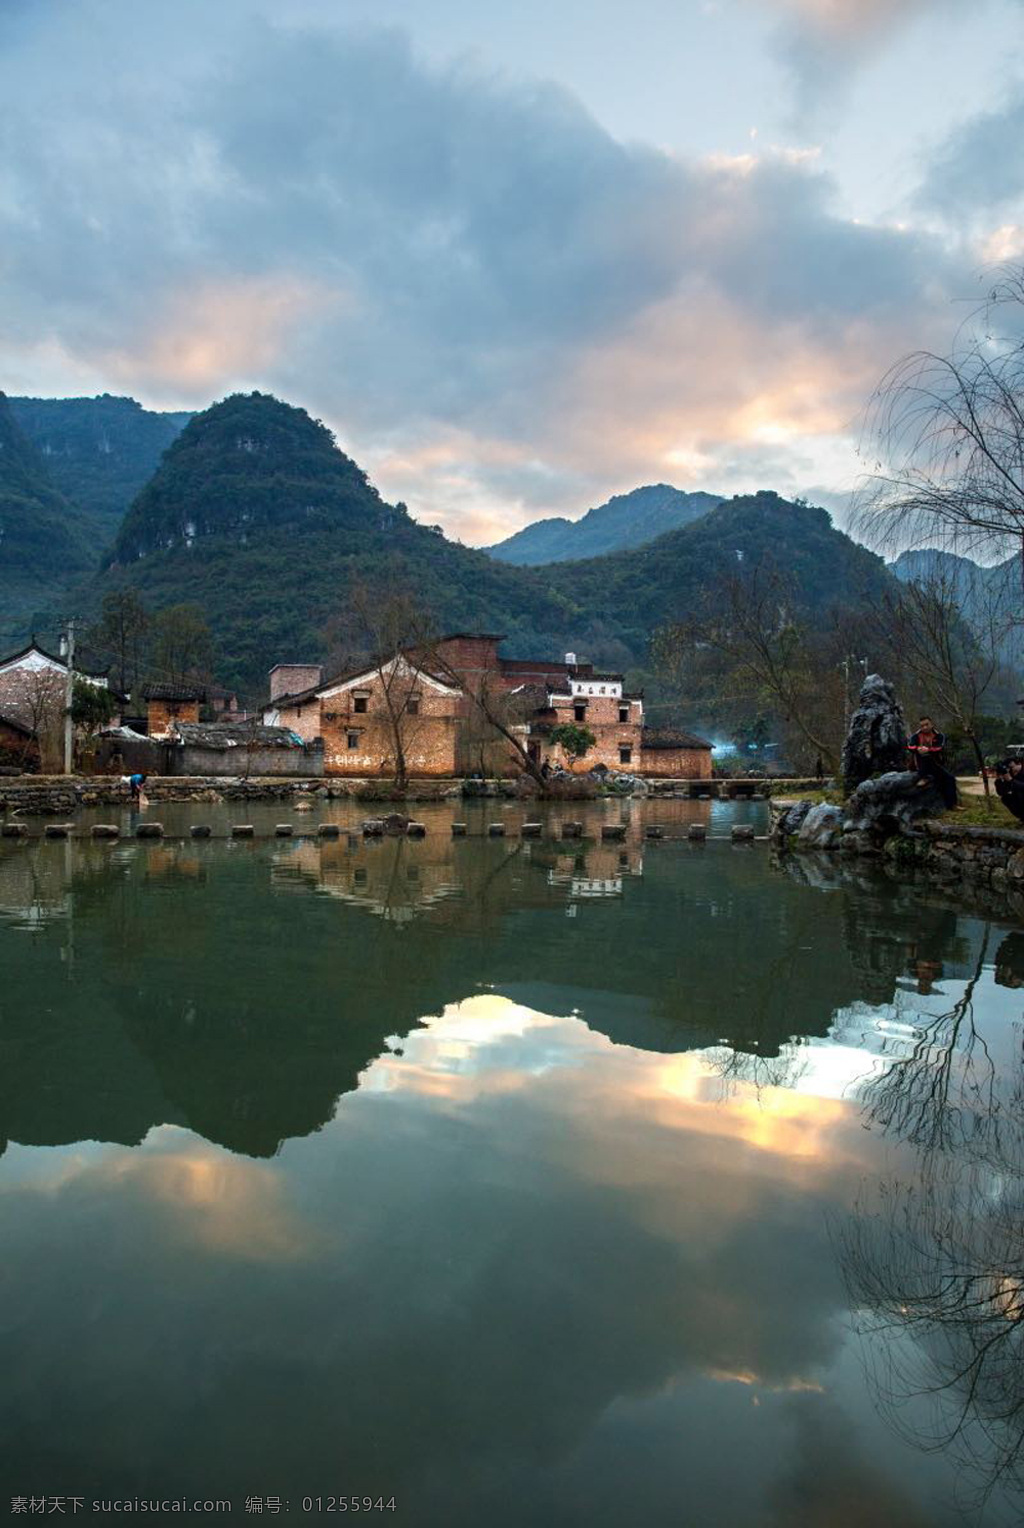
[0, 640, 115, 770]
[142, 684, 206, 736]
[262, 632, 712, 779]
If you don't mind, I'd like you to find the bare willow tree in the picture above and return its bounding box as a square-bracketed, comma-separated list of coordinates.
[858, 268, 1024, 600]
[879, 572, 1001, 794]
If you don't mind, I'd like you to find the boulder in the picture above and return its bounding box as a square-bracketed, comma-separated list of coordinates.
[795, 802, 843, 851]
[841, 674, 907, 789]
[843, 771, 945, 836]
[382, 813, 410, 835]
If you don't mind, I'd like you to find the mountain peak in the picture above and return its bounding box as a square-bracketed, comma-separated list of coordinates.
[110, 392, 403, 563]
[486, 483, 723, 564]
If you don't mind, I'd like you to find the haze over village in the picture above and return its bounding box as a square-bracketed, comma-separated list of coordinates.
[4, 3, 1024, 1524]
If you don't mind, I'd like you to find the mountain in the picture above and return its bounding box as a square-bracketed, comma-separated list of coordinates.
[10, 394, 191, 546]
[890, 547, 1024, 668]
[77, 393, 891, 696]
[0, 393, 96, 647]
[486, 484, 723, 564]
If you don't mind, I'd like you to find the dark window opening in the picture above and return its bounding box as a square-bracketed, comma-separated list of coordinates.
[353, 695, 368, 713]
[619, 746, 632, 765]
[407, 697, 420, 716]
[347, 731, 359, 750]
[618, 705, 629, 723]
[574, 703, 586, 722]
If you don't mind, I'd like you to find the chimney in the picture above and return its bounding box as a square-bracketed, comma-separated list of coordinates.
[565, 651, 577, 667]
[269, 663, 323, 701]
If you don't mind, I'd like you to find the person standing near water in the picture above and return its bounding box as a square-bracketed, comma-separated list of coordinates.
[907, 716, 959, 808]
[123, 772, 148, 808]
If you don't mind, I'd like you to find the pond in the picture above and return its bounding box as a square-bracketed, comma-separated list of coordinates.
[1, 799, 1022, 1525]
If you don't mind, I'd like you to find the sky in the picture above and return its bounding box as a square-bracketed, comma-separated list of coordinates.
[2, 0, 1023, 545]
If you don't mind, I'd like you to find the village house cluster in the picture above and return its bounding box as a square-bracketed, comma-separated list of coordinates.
[0, 632, 713, 779]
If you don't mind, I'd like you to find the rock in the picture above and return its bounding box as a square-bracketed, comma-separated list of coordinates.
[317, 823, 341, 838]
[294, 800, 315, 812]
[191, 824, 212, 838]
[91, 824, 120, 839]
[44, 824, 71, 839]
[795, 802, 843, 851]
[687, 823, 707, 841]
[487, 822, 506, 837]
[451, 822, 468, 836]
[2, 823, 28, 838]
[407, 822, 427, 838]
[275, 824, 294, 837]
[731, 824, 755, 842]
[843, 771, 945, 836]
[382, 813, 410, 835]
[232, 824, 255, 838]
[772, 799, 812, 841]
[842, 674, 908, 790]
[136, 823, 164, 839]
[521, 822, 542, 838]
[362, 819, 384, 837]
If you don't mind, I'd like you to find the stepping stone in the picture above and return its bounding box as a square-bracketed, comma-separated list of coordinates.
[45, 824, 71, 839]
[232, 824, 255, 838]
[275, 824, 294, 837]
[317, 823, 341, 838]
[136, 823, 164, 839]
[2, 823, 28, 838]
[190, 824, 212, 839]
[91, 824, 120, 839]
[451, 822, 468, 836]
[363, 819, 384, 837]
[407, 822, 427, 838]
[731, 824, 755, 842]
[521, 822, 542, 838]
[488, 822, 506, 837]
[687, 823, 707, 841]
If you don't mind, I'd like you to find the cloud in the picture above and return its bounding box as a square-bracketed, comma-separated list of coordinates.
[0, 1, 967, 542]
[917, 87, 1024, 218]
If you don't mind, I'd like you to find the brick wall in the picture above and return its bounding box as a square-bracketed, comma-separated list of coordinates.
[319, 671, 461, 776]
[639, 746, 713, 778]
[146, 697, 201, 735]
[269, 664, 323, 702]
[544, 694, 644, 773]
[273, 697, 322, 743]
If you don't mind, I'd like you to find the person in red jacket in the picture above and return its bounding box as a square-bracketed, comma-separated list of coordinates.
[908, 716, 959, 808]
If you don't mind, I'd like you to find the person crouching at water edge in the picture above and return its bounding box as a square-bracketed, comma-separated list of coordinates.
[907, 716, 959, 809]
[122, 771, 148, 808]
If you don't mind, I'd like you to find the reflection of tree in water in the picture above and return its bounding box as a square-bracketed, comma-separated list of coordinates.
[839, 924, 1024, 1511]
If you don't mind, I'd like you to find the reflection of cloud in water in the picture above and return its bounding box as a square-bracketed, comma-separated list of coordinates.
[0, 995, 972, 1523]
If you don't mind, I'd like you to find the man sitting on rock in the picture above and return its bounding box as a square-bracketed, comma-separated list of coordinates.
[907, 716, 959, 809]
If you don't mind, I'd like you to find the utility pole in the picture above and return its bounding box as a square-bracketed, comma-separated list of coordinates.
[63, 618, 75, 776]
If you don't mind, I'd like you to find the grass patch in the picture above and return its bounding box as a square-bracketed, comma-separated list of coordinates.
[771, 788, 844, 808]
[941, 795, 1022, 829]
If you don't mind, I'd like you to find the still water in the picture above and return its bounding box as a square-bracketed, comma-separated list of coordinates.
[1, 798, 1022, 1525]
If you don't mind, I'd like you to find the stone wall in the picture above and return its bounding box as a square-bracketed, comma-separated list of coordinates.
[173, 745, 324, 778]
[146, 697, 200, 734]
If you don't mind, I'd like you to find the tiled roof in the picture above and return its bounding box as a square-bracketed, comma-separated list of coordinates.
[641, 727, 713, 751]
[142, 683, 207, 702]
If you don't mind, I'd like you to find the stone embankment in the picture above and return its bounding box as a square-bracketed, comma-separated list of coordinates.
[771, 784, 1024, 909]
[0, 776, 464, 816]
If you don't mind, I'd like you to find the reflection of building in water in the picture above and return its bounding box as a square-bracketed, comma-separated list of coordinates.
[0, 844, 71, 928]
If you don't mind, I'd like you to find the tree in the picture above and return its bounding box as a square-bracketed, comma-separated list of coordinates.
[70, 679, 120, 772]
[549, 722, 596, 769]
[86, 588, 149, 695]
[652, 561, 865, 773]
[14, 668, 66, 772]
[859, 267, 1024, 601]
[879, 572, 1001, 795]
[151, 603, 214, 687]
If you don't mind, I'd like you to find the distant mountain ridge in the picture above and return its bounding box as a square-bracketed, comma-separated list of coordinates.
[890, 547, 1024, 667]
[486, 484, 723, 564]
[10, 394, 191, 547]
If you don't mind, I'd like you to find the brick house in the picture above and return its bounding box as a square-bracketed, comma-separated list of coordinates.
[639, 728, 713, 780]
[0, 639, 115, 770]
[262, 632, 712, 779]
[142, 683, 206, 736]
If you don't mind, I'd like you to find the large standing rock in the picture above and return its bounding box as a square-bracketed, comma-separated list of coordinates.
[841, 675, 908, 790]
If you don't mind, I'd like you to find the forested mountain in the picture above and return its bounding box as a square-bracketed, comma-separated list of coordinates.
[10, 394, 191, 546]
[486, 484, 722, 564]
[0, 393, 95, 646]
[80, 393, 894, 693]
[890, 547, 1024, 667]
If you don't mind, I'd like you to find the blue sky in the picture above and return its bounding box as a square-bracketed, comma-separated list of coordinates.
[2, 0, 1022, 542]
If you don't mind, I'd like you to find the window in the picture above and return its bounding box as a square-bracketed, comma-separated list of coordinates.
[353, 695, 368, 713]
[407, 697, 420, 716]
[619, 746, 632, 765]
[347, 731, 359, 750]
[618, 705, 629, 723]
[574, 703, 586, 722]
